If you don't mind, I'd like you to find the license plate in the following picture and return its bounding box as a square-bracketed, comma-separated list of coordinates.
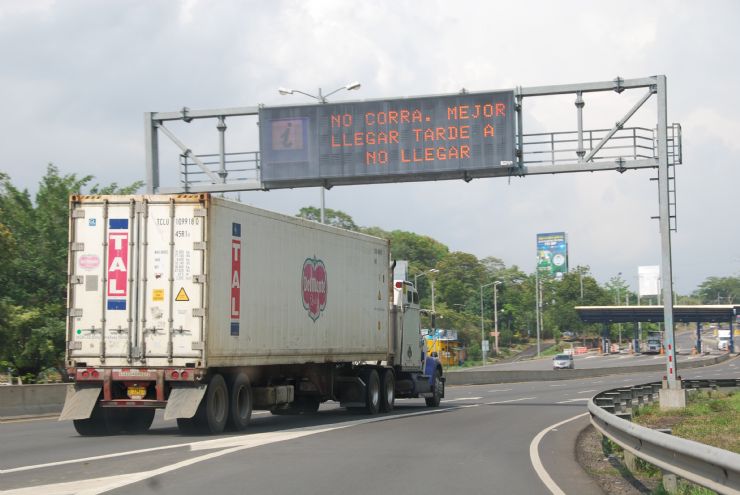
[127, 386, 147, 400]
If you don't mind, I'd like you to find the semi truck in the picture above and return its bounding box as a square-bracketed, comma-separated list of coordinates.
[645, 331, 663, 354]
[59, 194, 443, 435]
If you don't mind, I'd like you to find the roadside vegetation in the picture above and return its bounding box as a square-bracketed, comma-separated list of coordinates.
[633, 390, 740, 453]
[2, 167, 740, 383]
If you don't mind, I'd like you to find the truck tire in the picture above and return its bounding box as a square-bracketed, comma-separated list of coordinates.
[176, 417, 199, 435]
[73, 401, 119, 436]
[179, 373, 229, 435]
[362, 368, 381, 414]
[125, 409, 155, 434]
[379, 369, 395, 412]
[226, 372, 252, 431]
[425, 368, 443, 407]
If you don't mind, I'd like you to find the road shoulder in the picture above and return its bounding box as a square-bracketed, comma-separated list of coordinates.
[538, 413, 604, 495]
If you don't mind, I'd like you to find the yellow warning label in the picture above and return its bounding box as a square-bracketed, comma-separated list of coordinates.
[175, 287, 189, 302]
[152, 289, 164, 302]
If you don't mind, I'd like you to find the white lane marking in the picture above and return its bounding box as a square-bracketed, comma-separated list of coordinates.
[529, 412, 589, 495]
[485, 397, 535, 405]
[577, 390, 596, 394]
[0, 415, 60, 424]
[556, 398, 589, 404]
[0, 406, 452, 475]
[591, 380, 603, 384]
[488, 388, 513, 392]
[549, 384, 565, 387]
[444, 396, 483, 402]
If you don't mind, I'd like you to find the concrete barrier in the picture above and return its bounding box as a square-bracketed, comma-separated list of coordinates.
[444, 353, 731, 386]
[0, 383, 68, 419]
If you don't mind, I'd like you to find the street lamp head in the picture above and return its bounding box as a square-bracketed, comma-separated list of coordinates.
[345, 81, 361, 91]
[278, 87, 294, 95]
[494, 281, 502, 286]
[429, 269, 439, 274]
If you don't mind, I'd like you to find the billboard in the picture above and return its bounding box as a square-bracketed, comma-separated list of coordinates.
[638, 265, 660, 297]
[258, 90, 516, 188]
[537, 232, 568, 280]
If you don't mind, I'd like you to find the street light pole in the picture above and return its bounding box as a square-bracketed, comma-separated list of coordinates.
[278, 81, 361, 224]
[430, 279, 436, 313]
[493, 281, 502, 355]
[480, 282, 495, 364]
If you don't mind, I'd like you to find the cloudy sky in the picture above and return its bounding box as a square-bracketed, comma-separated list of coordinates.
[2, 0, 739, 294]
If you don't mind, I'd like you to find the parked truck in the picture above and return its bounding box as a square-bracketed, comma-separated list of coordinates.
[60, 194, 443, 435]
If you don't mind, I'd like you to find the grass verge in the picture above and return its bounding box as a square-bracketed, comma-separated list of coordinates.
[633, 390, 740, 453]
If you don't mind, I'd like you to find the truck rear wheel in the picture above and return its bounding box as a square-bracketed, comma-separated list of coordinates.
[226, 372, 252, 431]
[379, 369, 395, 412]
[362, 368, 380, 414]
[178, 373, 228, 435]
[73, 401, 120, 436]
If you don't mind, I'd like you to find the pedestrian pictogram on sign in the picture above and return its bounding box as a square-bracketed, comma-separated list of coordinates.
[175, 287, 189, 302]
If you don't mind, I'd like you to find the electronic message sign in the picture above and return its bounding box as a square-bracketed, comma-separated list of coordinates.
[259, 91, 516, 188]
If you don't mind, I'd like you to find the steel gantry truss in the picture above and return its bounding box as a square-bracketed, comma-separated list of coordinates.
[144, 75, 683, 389]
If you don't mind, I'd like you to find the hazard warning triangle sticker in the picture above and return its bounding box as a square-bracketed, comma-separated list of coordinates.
[175, 287, 189, 302]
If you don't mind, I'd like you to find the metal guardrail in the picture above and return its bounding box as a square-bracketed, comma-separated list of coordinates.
[588, 378, 740, 494]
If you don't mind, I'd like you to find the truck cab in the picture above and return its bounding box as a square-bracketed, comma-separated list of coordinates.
[392, 280, 424, 370]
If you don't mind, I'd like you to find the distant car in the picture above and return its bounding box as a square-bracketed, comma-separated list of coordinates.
[561, 331, 575, 341]
[553, 354, 574, 370]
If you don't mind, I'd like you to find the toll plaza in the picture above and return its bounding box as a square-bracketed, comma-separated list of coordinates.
[575, 305, 738, 354]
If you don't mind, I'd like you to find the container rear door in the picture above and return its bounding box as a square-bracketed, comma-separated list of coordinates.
[67, 196, 206, 368]
[68, 200, 138, 365]
[140, 199, 206, 367]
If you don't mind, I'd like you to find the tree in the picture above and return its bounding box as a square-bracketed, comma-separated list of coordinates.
[435, 252, 486, 310]
[693, 276, 740, 304]
[0, 164, 143, 382]
[296, 206, 358, 231]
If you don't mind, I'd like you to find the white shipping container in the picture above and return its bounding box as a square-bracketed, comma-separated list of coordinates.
[66, 194, 391, 370]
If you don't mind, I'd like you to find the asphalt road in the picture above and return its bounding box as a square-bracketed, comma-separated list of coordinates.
[2, 357, 738, 495]
[474, 327, 724, 372]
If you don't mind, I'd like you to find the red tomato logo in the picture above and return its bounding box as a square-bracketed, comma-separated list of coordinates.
[302, 258, 327, 321]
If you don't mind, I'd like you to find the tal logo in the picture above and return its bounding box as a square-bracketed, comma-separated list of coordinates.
[302, 257, 327, 321]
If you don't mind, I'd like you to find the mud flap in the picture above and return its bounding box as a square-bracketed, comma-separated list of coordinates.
[58, 384, 102, 421]
[164, 384, 207, 420]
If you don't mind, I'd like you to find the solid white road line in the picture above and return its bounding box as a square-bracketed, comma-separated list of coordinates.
[556, 398, 589, 404]
[529, 412, 590, 495]
[577, 390, 596, 394]
[444, 396, 483, 402]
[488, 388, 513, 392]
[485, 397, 535, 405]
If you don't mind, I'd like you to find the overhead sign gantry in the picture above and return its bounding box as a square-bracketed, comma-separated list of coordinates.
[144, 75, 685, 399]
